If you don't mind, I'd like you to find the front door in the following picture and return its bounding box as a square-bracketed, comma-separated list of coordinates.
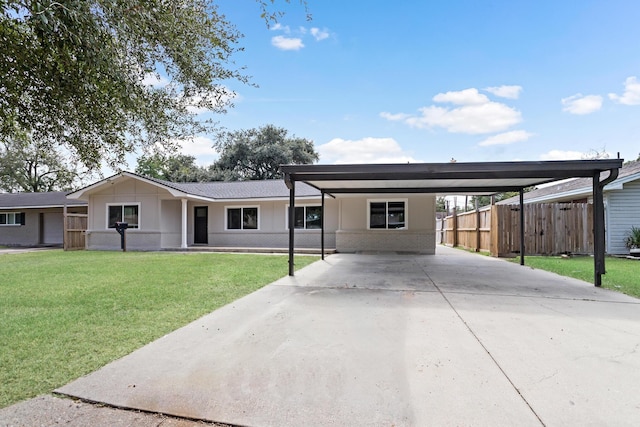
[194, 206, 208, 244]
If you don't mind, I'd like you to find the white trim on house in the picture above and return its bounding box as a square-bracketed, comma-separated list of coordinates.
[106, 202, 141, 230]
[366, 198, 408, 230]
[224, 205, 260, 231]
[285, 203, 323, 230]
[0, 212, 22, 226]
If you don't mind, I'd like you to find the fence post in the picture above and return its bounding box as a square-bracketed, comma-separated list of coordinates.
[475, 198, 480, 252]
[452, 206, 458, 247]
[63, 205, 68, 251]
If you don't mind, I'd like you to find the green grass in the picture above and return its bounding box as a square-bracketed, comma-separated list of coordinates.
[512, 255, 640, 298]
[0, 250, 317, 408]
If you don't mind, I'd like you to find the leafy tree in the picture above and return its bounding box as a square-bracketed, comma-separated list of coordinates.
[436, 197, 447, 212]
[135, 153, 207, 183]
[0, 1, 305, 170]
[0, 131, 93, 192]
[213, 125, 318, 180]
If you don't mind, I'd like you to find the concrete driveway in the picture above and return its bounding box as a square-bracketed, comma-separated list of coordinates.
[56, 246, 640, 426]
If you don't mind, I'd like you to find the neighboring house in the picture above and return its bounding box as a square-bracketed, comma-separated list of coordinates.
[66, 172, 437, 253]
[499, 160, 640, 255]
[0, 192, 87, 247]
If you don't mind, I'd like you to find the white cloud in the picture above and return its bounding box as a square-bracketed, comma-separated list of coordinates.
[382, 88, 522, 134]
[433, 88, 489, 105]
[310, 27, 330, 41]
[177, 136, 218, 164]
[142, 73, 169, 87]
[539, 150, 586, 160]
[271, 35, 304, 50]
[379, 112, 411, 121]
[561, 94, 603, 115]
[484, 85, 523, 99]
[608, 76, 640, 105]
[270, 23, 290, 33]
[317, 137, 418, 164]
[479, 130, 534, 146]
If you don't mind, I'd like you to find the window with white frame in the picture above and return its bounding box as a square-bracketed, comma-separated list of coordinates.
[226, 207, 258, 230]
[287, 205, 322, 229]
[0, 212, 24, 226]
[368, 200, 406, 229]
[107, 204, 139, 229]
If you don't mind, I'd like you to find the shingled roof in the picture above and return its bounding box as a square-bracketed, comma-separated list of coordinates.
[144, 175, 320, 199]
[68, 171, 321, 201]
[499, 160, 640, 204]
[0, 191, 87, 209]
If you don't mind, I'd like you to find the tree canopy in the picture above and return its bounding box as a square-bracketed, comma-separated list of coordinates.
[1, 1, 305, 171]
[213, 124, 318, 180]
[135, 124, 318, 182]
[135, 153, 206, 183]
[0, 131, 94, 192]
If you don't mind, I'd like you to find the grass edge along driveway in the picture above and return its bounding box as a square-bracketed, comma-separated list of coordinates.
[1, 250, 317, 408]
[510, 255, 640, 299]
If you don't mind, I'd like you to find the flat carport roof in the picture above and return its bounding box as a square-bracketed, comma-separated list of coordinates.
[281, 159, 623, 285]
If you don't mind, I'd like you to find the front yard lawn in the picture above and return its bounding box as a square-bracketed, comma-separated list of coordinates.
[0, 250, 317, 408]
[515, 255, 640, 298]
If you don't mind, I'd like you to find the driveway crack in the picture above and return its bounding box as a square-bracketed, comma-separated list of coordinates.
[417, 261, 547, 427]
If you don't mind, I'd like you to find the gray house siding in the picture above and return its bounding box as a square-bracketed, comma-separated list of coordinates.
[606, 180, 640, 254]
[0, 207, 74, 246]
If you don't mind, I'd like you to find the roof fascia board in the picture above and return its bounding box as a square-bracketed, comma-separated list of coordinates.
[281, 159, 623, 178]
[320, 186, 524, 194]
[0, 203, 87, 210]
[67, 172, 195, 200]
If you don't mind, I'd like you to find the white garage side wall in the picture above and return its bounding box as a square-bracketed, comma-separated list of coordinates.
[203, 198, 339, 249]
[85, 178, 171, 250]
[606, 180, 640, 255]
[336, 194, 436, 254]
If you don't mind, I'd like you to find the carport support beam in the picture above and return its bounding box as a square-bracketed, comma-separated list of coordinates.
[519, 189, 525, 266]
[321, 190, 325, 260]
[592, 168, 619, 287]
[288, 180, 295, 276]
[593, 174, 605, 287]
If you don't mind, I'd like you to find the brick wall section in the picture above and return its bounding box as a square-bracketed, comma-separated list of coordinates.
[336, 230, 435, 254]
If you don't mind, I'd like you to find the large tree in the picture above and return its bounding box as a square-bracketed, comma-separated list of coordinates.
[0, 131, 93, 192]
[135, 153, 207, 183]
[0, 1, 304, 170]
[213, 124, 318, 180]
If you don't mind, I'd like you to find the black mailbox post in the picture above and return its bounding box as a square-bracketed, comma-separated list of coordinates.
[115, 222, 128, 251]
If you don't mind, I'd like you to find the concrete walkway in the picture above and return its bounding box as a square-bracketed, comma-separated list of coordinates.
[4, 246, 640, 426]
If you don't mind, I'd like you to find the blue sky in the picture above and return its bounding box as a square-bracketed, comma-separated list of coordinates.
[148, 0, 640, 167]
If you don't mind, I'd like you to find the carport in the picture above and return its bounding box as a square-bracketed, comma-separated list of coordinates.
[282, 159, 623, 286]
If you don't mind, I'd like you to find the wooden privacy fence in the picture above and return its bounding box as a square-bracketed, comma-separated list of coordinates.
[441, 203, 593, 257]
[64, 210, 87, 250]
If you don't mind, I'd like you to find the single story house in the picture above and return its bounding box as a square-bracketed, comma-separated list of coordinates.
[499, 160, 640, 255]
[66, 172, 437, 253]
[0, 192, 87, 247]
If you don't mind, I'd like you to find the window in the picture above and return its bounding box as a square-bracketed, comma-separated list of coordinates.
[0, 212, 24, 226]
[368, 200, 406, 229]
[107, 204, 139, 229]
[288, 205, 322, 229]
[226, 207, 258, 230]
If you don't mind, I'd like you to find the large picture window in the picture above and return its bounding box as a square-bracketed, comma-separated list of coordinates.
[368, 200, 406, 229]
[107, 204, 139, 229]
[288, 205, 322, 229]
[226, 207, 258, 230]
[0, 212, 24, 226]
